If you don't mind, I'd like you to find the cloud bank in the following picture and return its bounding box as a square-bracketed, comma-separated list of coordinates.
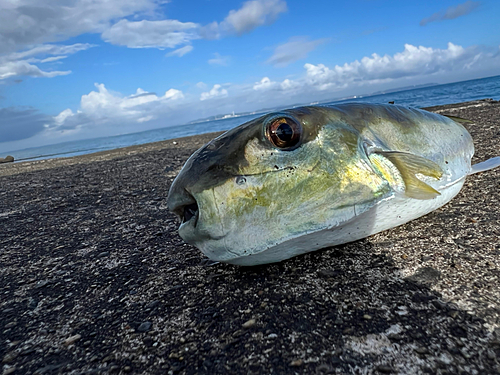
[36, 42, 498, 144]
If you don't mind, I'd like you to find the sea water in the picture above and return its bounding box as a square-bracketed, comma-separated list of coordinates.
[8, 75, 500, 162]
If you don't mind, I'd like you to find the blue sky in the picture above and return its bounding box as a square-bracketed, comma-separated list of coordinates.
[1, 0, 500, 152]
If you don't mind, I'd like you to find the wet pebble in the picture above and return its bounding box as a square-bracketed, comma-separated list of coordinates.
[242, 319, 256, 329]
[64, 334, 81, 346]
[137, 322, 152, 332]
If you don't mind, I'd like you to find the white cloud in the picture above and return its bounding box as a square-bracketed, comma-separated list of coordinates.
[199, 0, 287, 40]
[54, 108, 75, 126]
[40, 56, 68, 63]
[0, 43, 95, 80]
[200, 84, 228, 101]
[253, 77, 277, 91]
[102, 19, 199, 49]
[222, 0, 287, 35]
[0, 0, 158, 53]
[421, 1, 480, 26]
[208, 53, 230, 66]
[50, 83, 185, 133]
[253, 76, 299, 91]
[8, 43, 96, 61]
[267, 37, 325, 67]
[0, 60, 70, 80]
[99, 0, 287, 50]
[166, 45, 194, 57]
[303, 42, 478, 90]
[196, 82, 208, 90]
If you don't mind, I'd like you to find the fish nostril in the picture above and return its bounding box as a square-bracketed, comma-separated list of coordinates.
[183, 202, 199, 223]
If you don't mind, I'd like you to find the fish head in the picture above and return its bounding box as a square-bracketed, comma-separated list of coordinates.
[167, 106, 385, 265]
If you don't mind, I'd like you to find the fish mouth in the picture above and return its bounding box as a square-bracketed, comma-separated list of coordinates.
[169, 189, 199, 227]
[182, 202, 199, 225]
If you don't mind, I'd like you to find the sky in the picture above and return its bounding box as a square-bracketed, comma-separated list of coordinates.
[1, 0, 500, 153]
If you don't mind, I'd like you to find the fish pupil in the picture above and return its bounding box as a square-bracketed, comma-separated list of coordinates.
[275, 123, 293, 141]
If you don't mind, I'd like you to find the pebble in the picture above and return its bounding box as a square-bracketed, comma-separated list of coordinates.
[3, 352, 17, 363]
[123, 366, 132, 372]
[376, 364, 395, 373]
[64, 334, 82, 346]
[97, 251, 110, 258]
[3, 367, 16, 375]
[137, 321, 152, 332]
[363, 314, 372, 320]
[242, 319, 256, 329]
[318, 269, 342, 278]
[290, 359, 304, 367]
[415, 347, 429, 355]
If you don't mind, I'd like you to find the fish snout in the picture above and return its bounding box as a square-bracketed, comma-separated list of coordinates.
[167, 182, 199, 227]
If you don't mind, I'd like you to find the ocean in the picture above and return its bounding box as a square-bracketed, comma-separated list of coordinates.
[8, 75, 500, 162]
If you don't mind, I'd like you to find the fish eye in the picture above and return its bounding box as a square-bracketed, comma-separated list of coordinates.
[265, 116, 302, 150]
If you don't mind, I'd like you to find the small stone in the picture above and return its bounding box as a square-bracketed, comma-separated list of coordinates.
[448, 310, 459, 318]
[172, 141, 178, 145]
[27, 297, 38, 310]
[5, 322, 16, 328]
[64, 334, 81, 346]
[97, 251, 110, 258]
[146, 300, 160, 309]
[137, 321, 152, 332]
[123, 366, 132, 372]
[242, 319, 256, 329]
[343, 327, 354, 335]
[35, 280, 51, 289]
[415, 347, 428, 355]
[290, 359, 303, 367]
[376, 364, 395, 373]
[318, 269, 342, 278]
[3, 352, 18, 363]
[432, 300, 447, 310]
[363, 314, 372, 320]
[267, 333, 277, 339]
[387, 333, 403, 341]
[3, 367, 16, 375]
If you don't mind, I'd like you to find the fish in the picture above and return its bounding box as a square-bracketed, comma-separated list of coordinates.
[167, 103, 500, 266]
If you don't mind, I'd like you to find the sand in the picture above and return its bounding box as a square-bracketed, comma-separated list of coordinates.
[1, 99, 499, 374]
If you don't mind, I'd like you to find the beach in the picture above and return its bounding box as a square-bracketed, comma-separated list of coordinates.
[1, 100, 499, 374]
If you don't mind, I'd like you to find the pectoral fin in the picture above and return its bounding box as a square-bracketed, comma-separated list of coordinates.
[375, 151, 443, 200]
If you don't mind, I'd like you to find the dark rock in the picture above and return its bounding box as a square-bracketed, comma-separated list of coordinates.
[137, 321, 152, 332]
[318, 269, 342, 278]
[376, 364, 395, 373]
[0, 155, 14, 163]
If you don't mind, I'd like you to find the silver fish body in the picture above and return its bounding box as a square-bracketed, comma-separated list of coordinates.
[167, 103, 498, 266]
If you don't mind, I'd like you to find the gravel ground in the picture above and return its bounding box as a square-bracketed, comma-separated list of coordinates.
[1, 100, 499, 375]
